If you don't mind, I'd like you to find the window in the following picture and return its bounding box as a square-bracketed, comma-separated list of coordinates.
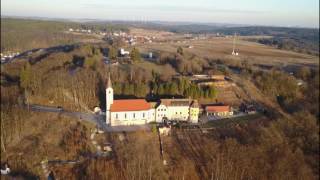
[143, 113, 145, 118]
[125, 113, 127, 119]
[176, 112, 178, 114]
[158, 109, 160, 111]
[180, 112, 182, 114]
[116, 113, 118, 119]
[133, 113, 135, 118]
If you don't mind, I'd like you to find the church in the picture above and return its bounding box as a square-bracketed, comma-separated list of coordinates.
[105, 75, 199, 126]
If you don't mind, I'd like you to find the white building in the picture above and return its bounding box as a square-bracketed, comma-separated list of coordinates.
[105, 76, 200, 126]
[120, 48, 130, 56]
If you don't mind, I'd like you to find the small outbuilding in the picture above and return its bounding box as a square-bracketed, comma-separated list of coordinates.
[205, 105, 233, 117]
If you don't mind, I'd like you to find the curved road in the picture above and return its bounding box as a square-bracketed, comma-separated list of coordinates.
[29, 104, 107, 130]
[28, 104, 150, 132]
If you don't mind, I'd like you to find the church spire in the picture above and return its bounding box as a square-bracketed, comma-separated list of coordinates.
[107, 74, 112, 88]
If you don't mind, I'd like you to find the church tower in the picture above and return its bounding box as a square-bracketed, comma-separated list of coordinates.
[106, 74, 113, 125]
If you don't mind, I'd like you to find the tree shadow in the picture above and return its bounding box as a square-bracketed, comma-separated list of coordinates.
[97, 76, 106, 110]
[9, 170, 39, 180]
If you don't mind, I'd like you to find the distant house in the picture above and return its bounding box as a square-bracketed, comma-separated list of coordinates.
[205, 105, 233, 117]
[119, 48, 130, 56]
[240, 103, 256, 114]
[159, 126, 171, 136]
[0, 163, 10, 175]
[296, 79, 304, 86]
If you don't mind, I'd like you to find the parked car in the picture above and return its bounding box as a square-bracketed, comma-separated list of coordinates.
[57, 106, 63, 111]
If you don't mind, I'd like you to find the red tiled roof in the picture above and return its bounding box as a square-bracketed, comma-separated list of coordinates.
[110, 99, 151, 112]
[206, 106, 230, 112]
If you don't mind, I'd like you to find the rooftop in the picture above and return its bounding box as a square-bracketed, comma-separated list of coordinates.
[205, 105, 230, 112]
[161, 99, 191, 107]
[110, 99, 151, 112]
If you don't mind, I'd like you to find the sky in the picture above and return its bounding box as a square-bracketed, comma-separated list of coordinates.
[1, 0, 319, 28]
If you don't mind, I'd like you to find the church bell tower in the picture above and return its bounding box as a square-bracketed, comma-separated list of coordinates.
[106, 74, 113, 125]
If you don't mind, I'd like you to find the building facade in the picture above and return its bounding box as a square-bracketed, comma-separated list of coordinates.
[106, 77, 200, 126]
[205, 105, 233, 117]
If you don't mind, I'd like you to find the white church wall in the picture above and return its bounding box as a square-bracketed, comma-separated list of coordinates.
[110, 110, 150, 126]
[148, 109, 156, 123]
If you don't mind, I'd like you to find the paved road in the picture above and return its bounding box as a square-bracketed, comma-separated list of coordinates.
[199, 111, 257, 123]
[29, 104, 106, 127]
[28, 104, 150, 132]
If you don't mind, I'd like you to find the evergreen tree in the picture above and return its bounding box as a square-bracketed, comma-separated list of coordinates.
[157, 84, 165, 95]
[208, 86, 217, 99]
[130, 47, 141, 62]
[169, 82, 178, 95]
[123, 84, 134, 95]
[134, 83, 147, 97]
[177, 46, 184, 55]
[203, 89, 209, 98]
[128, 84, 135, 95]
[152, 83, 158, 94]
[19, 62, 32, 106]
[113, 82, 122, 94]
[84, 57, 97, 69]
[108, 46, 117, 60]
[20, 63, 31, 89]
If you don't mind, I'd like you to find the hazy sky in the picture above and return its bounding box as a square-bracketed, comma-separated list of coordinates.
[2, 0, 319, 27]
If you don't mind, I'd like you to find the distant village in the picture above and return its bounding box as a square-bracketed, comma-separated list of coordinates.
[68, 28, 156, 45]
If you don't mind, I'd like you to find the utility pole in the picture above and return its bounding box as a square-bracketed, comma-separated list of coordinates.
[232, 33, 236, 55]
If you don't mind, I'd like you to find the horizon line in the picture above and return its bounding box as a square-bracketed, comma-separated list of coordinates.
[2, 14, 319, 29]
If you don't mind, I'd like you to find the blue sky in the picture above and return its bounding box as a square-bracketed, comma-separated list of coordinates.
[1, 0, 319, 27]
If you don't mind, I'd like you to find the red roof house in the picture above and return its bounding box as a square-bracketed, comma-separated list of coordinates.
[205, 106, 230, 112]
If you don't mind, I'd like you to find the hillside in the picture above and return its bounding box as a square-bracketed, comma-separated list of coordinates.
[1, 18, 128, 52]
[1, 19, 319, 179]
